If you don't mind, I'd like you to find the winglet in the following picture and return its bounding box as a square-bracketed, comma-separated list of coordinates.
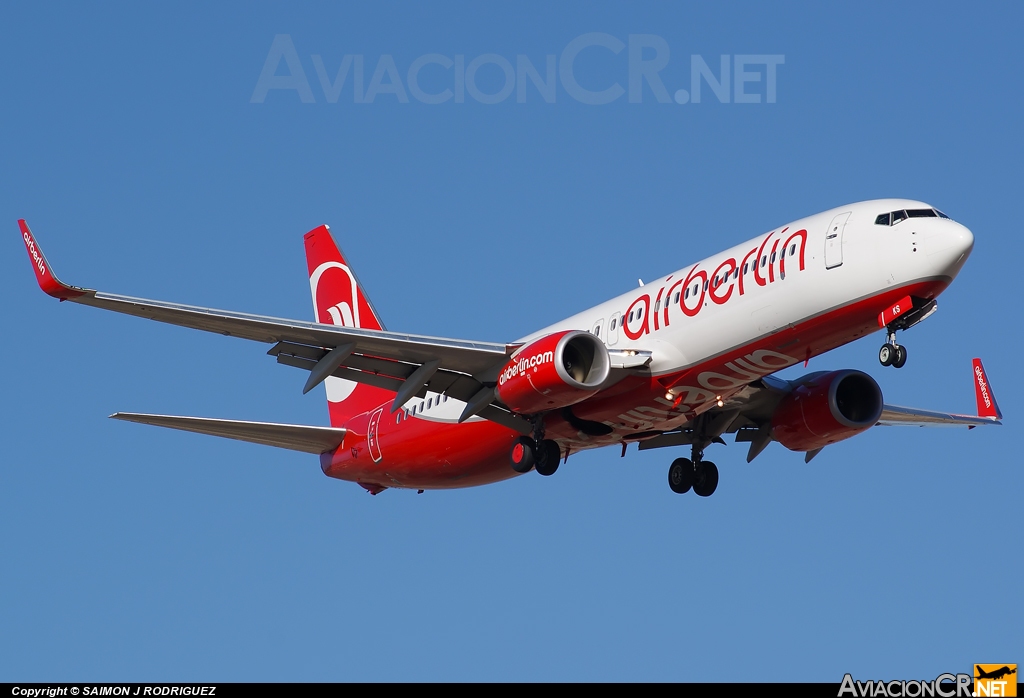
[18, 220, 87, 300]
[972, 358, 1002, 420]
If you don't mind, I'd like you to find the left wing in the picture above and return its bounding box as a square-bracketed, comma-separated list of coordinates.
[877, 358, 1002, 427]
[639, 360, 1002, 462]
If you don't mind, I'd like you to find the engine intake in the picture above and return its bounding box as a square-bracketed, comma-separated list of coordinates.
[770, 370, 883, 452]
[496, 330, 610, 414]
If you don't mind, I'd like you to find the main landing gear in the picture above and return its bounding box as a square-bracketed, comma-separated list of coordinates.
[669, 455, 719, 497]
[509, 420, 561, 476]
[878, 327, 908, 369]
[667, 417, 720, 497]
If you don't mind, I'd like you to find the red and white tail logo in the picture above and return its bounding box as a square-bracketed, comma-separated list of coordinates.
[305, 225, 384, 333]
[972, 358, 1002, 420]
[304, 225, 392, 424]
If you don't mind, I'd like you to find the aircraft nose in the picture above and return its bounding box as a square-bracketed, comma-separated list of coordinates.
[928, 221, 974, 278]
[953, 222, 975, 257]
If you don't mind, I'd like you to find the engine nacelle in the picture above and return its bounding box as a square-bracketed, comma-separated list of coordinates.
[770, 370, 883, 452]
[496, 330, 611, 414]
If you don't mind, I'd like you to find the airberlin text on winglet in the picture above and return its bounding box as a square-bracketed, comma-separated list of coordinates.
[22, 229, 47, 276]
[18, 219, 85, 301]
[973, 358, 1002, 419]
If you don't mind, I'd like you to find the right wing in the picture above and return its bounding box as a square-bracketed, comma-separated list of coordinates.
[19, 219, 509, 374]
[21, 220, 523, 426]
[19, 221, 647, 434]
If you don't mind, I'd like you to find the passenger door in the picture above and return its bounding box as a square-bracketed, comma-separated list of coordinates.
[825, 212, 852, 269]
[367, 407, 384, 463]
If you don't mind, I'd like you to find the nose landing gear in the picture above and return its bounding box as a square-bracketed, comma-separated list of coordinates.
[879, 328, 907, 369]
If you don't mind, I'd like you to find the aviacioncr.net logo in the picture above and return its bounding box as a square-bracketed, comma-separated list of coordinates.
[838, 673, 973, 698]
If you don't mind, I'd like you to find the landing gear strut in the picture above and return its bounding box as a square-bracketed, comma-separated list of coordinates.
[878, 328, 907, 369]
[509, 421, 561, 476]
[666, 415, 720, 497]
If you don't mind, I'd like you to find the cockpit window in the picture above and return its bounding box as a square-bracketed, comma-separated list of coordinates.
[878, 208, 948, 225]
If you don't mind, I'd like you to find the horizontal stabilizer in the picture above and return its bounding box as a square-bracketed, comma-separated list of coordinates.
[110, 413, 347, 454]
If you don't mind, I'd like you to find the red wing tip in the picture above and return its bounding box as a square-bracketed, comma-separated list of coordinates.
[18, 221, 86, 300]
[971, 358, 1001, 420]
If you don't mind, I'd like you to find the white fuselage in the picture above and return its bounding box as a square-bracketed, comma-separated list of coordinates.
[524, 199, 973, 377]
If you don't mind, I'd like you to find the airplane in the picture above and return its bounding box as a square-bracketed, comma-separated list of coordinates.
[17, 198, 1003, 497]
[975, 666, 1016, 681]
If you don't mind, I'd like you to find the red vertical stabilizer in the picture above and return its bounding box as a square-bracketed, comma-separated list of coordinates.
[304, 225, 393, 426]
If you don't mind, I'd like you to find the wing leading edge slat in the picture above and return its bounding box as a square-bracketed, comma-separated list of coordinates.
[80, 290, 510, 375]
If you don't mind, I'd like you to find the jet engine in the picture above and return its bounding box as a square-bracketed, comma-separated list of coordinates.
[770, 370, 883, 452]
[496, 330, 610, 414]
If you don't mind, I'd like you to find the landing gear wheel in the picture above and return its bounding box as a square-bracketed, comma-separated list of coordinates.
[693, 461, 719, 497]
[668, 458, 694, 494]
[535, 439, 561, 476]
[879, 344, 895, 367]
[510, 436, 536, 473]
[892, 344, 907, 369]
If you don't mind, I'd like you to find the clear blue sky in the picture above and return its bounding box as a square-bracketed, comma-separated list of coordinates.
[1, 2, 1020, 682]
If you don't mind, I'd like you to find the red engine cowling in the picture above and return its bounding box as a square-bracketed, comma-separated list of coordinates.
[770, 370, 883, 452]
[496, 330, 611, 414]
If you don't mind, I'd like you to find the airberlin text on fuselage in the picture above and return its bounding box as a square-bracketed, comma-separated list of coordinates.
[609, 348, 799, 426]
[23, 232, 46, 276]
[670, 348, 797, 407]
[622, 228, 807, 340]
